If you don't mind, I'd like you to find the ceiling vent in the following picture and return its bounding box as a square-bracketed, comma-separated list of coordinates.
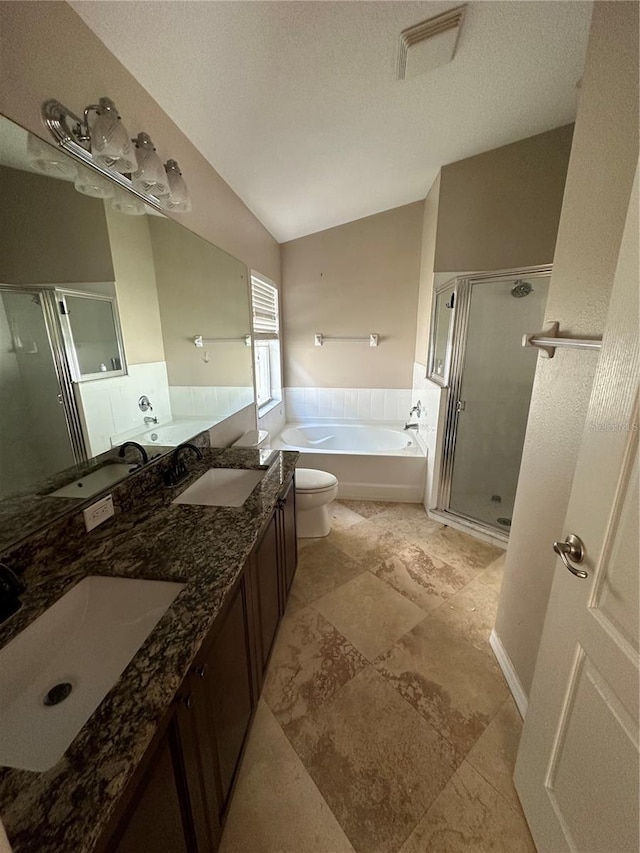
[397, 5, 466, 80]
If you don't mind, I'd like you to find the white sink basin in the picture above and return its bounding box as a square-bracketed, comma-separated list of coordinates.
[0, 575, 184, 772]
[50, 463, 139, 500]
[172, 468, 266, 508]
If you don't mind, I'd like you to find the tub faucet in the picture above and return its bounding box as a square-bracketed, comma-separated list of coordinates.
[144, 416, 159, 425]
[408, 400, 422, 418]
[404, 422, 419, 431]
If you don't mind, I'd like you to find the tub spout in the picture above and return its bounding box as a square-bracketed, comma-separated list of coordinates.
[404, 422, 419, 431]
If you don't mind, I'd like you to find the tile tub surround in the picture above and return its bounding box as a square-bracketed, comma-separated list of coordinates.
[284, 387, 413, 423]
[220, 501, 535, 853]
[0, 446, 298, 853]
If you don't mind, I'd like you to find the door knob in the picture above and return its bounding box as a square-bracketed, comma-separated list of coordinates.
[553, 534, 588, 578]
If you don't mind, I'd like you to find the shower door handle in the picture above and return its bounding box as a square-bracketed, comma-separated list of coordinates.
[455, 400, 466, 413]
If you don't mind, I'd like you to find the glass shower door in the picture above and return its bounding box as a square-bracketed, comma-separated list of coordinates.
[447, 274, 550, 532]
[0, 289, 78, 498]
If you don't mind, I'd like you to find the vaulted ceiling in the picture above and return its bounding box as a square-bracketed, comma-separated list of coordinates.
[71, 1, 593, 242]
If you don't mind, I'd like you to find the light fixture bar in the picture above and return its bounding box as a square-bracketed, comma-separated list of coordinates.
[42, 99, 165, 213]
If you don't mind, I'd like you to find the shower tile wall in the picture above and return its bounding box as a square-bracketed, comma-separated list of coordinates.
[283, 387, 412, 422]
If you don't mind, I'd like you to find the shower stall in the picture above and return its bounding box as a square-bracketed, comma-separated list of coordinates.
[429, 266, 551, 539]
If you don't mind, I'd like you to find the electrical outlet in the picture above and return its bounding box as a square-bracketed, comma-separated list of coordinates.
[83, 494, 115, 532]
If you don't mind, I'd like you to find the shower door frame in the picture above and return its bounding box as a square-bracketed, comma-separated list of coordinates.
[0, 283, 88, 466]
[435, 264, 552, 539]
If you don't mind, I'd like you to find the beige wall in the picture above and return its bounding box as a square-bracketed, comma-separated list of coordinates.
[495, 0, 639, 697]
[0, 165, 114, 284]
[0, 0, 280, 285]
[281, 202, 423, 389]
[149, 217, 252, 388]
[104, 208, 165, 366]
[435, 125, 574, 273]
[414, 174, 441, 365]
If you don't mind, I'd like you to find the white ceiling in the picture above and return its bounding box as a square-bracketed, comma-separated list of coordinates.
[71, 1, 593, 242]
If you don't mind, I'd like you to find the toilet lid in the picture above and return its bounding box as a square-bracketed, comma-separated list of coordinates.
[295, 468, 338, 492]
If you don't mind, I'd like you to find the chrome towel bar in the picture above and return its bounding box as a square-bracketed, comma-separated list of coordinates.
[314, 333, 379, 347]
[522, 321, 602, 358]
[194, 335, 251, 347]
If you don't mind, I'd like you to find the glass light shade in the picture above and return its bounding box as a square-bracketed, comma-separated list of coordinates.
[111, 189, 145, 216]
[131, 133, 169, 197]
[26, 134, 76, 181]
[160, 160, 192, 212]
[74, 168, 114, 199]
[90, 98, 137, 174]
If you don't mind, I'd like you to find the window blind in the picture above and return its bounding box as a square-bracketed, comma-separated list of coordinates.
[251, 275, 279, 340]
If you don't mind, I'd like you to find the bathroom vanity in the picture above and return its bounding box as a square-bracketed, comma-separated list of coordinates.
[0, 446, 298, 853]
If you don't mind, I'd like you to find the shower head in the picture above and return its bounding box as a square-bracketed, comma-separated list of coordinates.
[511, 280, 533, 298]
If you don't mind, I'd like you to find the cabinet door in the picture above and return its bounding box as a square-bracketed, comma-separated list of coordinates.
[110, 720, 195, 853]
[279, 477, 298, 598]
[191, 576, 255, 823]
[253, 511, 281, 673]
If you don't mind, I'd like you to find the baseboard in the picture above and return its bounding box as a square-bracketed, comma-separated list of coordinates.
[489, 629, 528, 719]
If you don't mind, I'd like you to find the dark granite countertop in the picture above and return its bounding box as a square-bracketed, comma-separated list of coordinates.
[0, 447, 298, 853]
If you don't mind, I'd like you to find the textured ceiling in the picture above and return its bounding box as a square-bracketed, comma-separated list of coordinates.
[71, 1, 593, 242]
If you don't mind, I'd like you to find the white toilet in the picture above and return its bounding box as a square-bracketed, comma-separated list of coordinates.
[232, 431, 338, 538]
[295, 468, 339, 538]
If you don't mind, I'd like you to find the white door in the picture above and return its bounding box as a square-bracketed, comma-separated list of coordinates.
[514, 164, 639, 853]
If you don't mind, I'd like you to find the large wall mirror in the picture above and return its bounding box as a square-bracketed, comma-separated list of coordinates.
[0, 114, 254, 551]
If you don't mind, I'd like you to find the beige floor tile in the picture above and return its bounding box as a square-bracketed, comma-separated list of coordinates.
[289, 667, 460, 853]
[368, 503, 444, 544]
[419, 528, 503, 575]
[372, 542, 477, 613]
[219, 700, 355, 853]
[466, 697, 523, 812]
[263, 606, 367, 736]
[399, 761, 536, 853]
[327, 519, 406, 566]
[329, 501, 366, 529]
[291, 537, 366, 605]
[476, 553, 506, 592]
[434, 576, 500, 657]
[375, 615, 509, 753]
[337, 499, 397, 518]
[312, 571, 427, 661]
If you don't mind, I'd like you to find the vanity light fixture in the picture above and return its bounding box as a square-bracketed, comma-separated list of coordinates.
[131, 133, 169, 197]
[41, 98, 190, 214]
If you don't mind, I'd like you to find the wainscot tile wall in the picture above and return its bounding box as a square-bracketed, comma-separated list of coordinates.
[283, 387, 413, 423]
[169, 386, 254, 422]
[76, 361, 172, 457]
[411, 361, 446, 509]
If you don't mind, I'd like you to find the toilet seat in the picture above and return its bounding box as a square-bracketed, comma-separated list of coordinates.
[295, 468, 338, 493]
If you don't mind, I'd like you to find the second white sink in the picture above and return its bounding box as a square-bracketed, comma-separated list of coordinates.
[173, 468, 266, 507]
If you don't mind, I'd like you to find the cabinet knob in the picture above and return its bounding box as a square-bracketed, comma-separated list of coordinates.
[192, 663, 207, 678]
[181, 693, 193, 711]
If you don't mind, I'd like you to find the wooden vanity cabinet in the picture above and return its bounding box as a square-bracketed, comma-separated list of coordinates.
[100, 473, 298, 853]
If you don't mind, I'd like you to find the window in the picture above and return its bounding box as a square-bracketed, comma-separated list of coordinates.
[251, 273, 281, 411]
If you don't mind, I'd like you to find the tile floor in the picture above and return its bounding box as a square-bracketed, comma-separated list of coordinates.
[219, 501, 536, 853]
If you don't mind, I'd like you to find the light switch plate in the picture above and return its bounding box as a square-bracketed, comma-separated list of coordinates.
[83, 494, 115, 532]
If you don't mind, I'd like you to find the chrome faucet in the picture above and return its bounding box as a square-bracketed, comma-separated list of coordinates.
[404, 400, 422, 430]
[144, 415, 159, 425]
